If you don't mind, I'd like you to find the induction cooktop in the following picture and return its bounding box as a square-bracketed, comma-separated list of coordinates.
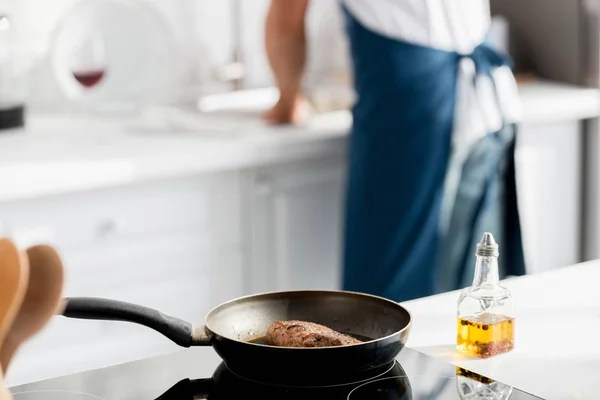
[9, 347, 542, 399]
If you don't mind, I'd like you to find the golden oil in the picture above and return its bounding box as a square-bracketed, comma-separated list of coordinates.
[456, 366, 493, 384]
[457, 313, 514, 358]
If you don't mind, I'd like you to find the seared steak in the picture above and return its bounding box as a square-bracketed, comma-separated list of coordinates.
[266, 320, 362, 347]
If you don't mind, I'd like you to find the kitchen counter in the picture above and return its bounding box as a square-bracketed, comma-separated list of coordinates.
[517, 80, 599, 124]
[0, 107, 350, 203]
[402, 261, 600, 400]
[0, 79, 597, 203]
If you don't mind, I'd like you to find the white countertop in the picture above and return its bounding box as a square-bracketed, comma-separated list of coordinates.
[0, 79, 597, 203]
[0, 107, 351, 203]
[517, 80, 599, 124]
[402, 261, 600, 400]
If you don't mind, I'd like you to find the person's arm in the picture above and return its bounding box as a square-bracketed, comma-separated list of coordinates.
[263, 0, 310, 124]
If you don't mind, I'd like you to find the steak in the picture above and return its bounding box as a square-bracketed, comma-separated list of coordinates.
[266, 320, 362, 347]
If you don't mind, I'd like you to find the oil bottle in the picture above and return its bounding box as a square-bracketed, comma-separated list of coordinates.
[456, 232, 514, 358]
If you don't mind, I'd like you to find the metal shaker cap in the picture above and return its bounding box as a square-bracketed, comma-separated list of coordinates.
[476, 232, 499, 257]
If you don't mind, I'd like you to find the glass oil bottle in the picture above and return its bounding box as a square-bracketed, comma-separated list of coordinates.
[457, 233, 514, 358]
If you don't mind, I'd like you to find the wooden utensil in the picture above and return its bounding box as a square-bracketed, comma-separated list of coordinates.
[0, 238, 29, 400]
[0, 239, 29, 359]
[1, 245, 64, 374]
[0, 373, 12, 400]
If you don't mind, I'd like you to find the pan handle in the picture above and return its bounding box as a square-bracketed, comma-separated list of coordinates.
[61, 297, 212, 347]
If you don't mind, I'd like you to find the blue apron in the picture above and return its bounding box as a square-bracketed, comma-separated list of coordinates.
[341, 7, 526, 302]
[437, 123, 526, 292]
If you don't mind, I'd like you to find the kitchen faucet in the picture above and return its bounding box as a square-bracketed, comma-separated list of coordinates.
[215, 0, 245, 91]
[231, 0, 244, 90]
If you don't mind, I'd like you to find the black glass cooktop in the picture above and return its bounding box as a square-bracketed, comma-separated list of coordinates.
[9, 347, 542, 399]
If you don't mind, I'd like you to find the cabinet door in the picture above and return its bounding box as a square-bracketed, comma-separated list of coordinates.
[515, 120, 582, 274]
[1, 173, 244, 386]
[246, 157, 346, 293]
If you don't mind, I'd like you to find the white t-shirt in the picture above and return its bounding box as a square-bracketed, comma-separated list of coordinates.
[342, 0, 491, 54]
[340, 0, 522, 236]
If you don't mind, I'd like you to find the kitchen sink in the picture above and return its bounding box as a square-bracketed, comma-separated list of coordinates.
[123, 87, 350, 140]
[124, 108, 256, 140]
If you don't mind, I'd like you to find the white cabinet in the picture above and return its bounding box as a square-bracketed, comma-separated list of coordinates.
[244, 156, 346, 294]
[515, 120, 582, 274]
[3, 151, 348, 386]
[3, 172, 244, 386]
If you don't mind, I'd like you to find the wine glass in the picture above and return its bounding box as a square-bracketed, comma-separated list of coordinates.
[69, 28, 107, 90]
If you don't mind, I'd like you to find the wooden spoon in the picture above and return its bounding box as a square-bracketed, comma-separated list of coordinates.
[1, 245, 64, 374]
[0, 372, 12, 400]
[0, 239, 29, 360]
[0, 238, 29, 400]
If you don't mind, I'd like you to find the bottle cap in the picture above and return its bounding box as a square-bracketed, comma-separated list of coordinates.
[476, 232, 499, 257]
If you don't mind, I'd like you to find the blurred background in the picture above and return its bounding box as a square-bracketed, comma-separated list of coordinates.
[0, 0, 599, 387]
[2, 0, 352, 111]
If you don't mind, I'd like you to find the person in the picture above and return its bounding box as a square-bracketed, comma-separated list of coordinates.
[263, 0, 526, 302]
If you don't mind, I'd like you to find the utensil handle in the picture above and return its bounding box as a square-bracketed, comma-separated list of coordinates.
[62, 297, 210, 347]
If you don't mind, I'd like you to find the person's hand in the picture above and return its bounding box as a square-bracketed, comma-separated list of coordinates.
[262, 94, 310, 125]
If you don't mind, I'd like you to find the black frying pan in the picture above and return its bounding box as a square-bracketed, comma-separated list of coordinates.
[61, 290, 412, 385]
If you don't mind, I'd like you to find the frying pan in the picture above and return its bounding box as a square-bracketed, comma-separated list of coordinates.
[61, 290, 412, 385]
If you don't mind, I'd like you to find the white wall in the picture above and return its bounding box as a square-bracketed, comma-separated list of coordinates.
[4, 0, 350, 108]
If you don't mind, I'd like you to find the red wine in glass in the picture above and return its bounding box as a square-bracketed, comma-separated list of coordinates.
[72, 69, 105, 88]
